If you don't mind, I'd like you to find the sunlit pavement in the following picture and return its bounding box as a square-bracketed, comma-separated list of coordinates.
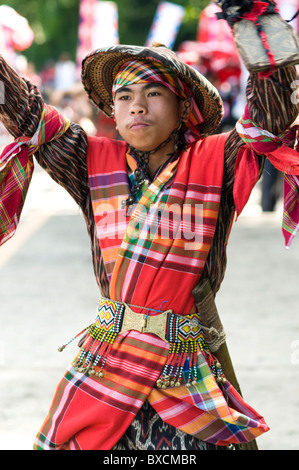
[0, 165, 298, 450]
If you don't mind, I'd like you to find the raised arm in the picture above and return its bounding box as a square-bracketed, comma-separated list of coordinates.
[217, 0, 299, 250]
[221, 0, 299, 191]
[247, 66, 298, 134]
[0, 56, 89, 208]
[217, 0, 299, 131]
[0, 56, 43, 138]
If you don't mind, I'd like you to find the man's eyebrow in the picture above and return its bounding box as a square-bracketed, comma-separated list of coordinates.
[115, 85, 132, 95]
[115, 82, 166, 94]
[142, 82, 166, 90]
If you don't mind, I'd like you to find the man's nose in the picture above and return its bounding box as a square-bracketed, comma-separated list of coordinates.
[130, 97, 146, 114]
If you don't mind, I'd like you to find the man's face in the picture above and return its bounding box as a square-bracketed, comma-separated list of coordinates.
[113, 82, 184, 153]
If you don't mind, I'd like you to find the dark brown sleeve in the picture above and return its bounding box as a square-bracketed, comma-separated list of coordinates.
[246, 66, 299, 134]
[0, 56, 43, 137]
[35, 124, 89, 209]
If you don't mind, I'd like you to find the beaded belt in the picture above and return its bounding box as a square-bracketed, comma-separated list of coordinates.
[59, 297, 225, 389]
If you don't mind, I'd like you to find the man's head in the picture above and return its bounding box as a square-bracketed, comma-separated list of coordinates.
[111, 59, 201, 153]
[81, 44, 224, 141]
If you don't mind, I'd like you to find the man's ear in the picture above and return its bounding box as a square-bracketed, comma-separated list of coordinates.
[180, 98, 192, 123]
[111, 106, 118, 129]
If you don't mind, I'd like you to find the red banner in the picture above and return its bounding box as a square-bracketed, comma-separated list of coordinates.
[76, 0, 97, 72]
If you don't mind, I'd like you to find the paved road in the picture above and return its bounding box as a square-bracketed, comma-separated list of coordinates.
[0, 166, 298, 450]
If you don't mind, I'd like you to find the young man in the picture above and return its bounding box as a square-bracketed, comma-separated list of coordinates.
[0, 1, 298, 450]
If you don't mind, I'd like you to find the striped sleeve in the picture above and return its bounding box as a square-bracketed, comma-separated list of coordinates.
[35, 124, 89, 209]
[0, 56, 43, 138]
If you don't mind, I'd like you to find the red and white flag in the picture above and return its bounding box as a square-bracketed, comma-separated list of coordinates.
[76, 0, 98, 71]
[145, 2, 185, 48]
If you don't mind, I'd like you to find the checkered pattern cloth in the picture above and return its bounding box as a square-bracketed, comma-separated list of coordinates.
[148, 353, 269, 446]
[0, 104, 70, 246]
[34, 134, 269, 449]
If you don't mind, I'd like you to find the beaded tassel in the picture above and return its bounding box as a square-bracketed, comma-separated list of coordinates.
[211, 356, 227, 385]
[73, 327, 118, 377]
[155, 336, 227, 390]
[186, 341, 198, 387]
[59, 298, 125, 378]
[57, 324, 92, 352]
[156, 340, 200, 389]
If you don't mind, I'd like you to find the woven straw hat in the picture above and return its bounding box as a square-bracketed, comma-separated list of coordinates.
[81, 44, 224, 138]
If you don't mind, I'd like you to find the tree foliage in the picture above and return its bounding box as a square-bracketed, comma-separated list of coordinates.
[2, 0, 210, 70]
[2, 0, 80, 69]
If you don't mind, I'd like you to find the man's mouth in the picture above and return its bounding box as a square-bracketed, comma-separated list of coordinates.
[129, 119, 151, 130]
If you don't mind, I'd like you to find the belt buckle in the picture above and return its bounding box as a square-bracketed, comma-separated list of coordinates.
[142, 310, 171, 341]
[120, 304, 171, 341]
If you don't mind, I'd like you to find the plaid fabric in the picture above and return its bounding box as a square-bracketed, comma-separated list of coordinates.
[89, 134, 269, 446]
[113, 401, 219, 450]
[112, 59, 204, 144]
[34, 135, 270, 449]
[283, 174, 299, 247]
[88, 135, 225, 315]
[34, 302, 269, 449]
[0, 150, 33, 245]
[34, 331, 169, 450]
[236, 105, 299, 247]
[148, 353, 268, 446]
[32, 134, 268, 449]
[0, 104, 70, 246]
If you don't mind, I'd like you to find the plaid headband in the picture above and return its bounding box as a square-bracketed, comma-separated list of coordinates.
[112, 59, 204, 144]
